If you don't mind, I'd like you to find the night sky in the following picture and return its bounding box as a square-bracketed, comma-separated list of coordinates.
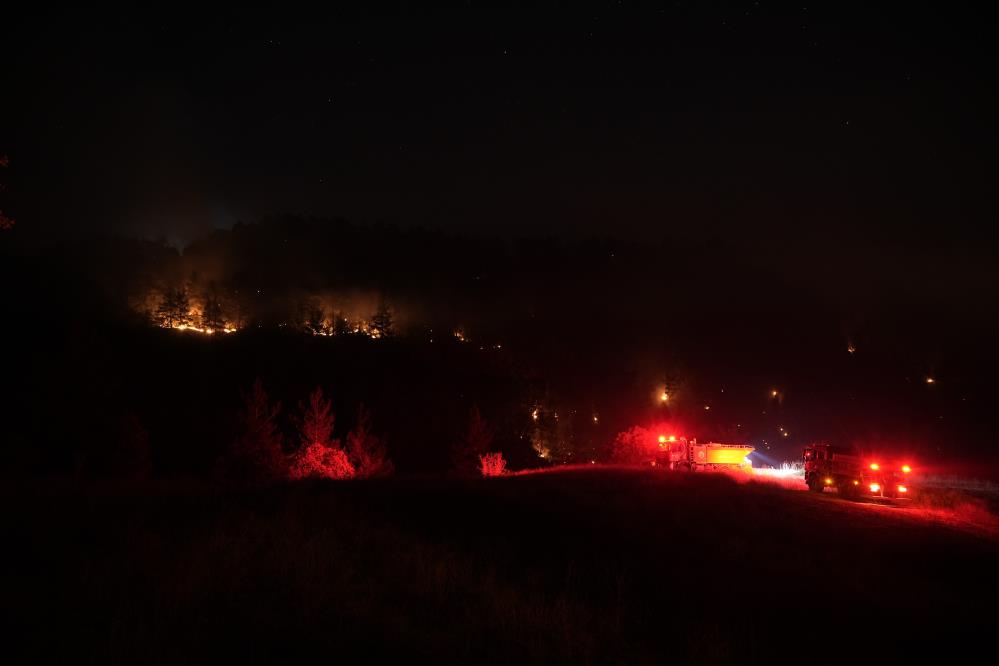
[4, 4, 998, 334]
[5, 3, 996, 243]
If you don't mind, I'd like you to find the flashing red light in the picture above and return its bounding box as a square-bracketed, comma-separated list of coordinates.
[869, 483, 881, 493]
[870, 462, 880, 471]
[658, 435, 667, 444]
[902, 465, 911, 473]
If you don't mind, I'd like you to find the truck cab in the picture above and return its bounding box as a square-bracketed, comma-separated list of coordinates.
[804, 443, 913, 500]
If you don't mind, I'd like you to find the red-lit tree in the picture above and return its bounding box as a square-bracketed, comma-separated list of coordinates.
[346, 405, 393, 478]
[219, 379, 285, 481]
[289, 387, 354, 479]
[611, 422, 680, 465]
[295, 387, 335, 448]
[453, 406, 493, 475]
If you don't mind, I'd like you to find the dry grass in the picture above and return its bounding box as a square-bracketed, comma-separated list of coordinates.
[5, 468, 997, 664]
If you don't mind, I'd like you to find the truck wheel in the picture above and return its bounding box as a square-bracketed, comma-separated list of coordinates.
[807, 478, 823, 493]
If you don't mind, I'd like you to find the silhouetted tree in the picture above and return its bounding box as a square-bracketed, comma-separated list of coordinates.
[305, 304, 327, 335]
[371, 300, 394, 338]
[347, 405, 393, 478]
[453, 406, 493, 475]
[333, 310, 350, 336]
[219, 379, 285, 482]
[202, 292, 226, 331]
[290, 386, 354, 479]
[155, 287, 191, 328]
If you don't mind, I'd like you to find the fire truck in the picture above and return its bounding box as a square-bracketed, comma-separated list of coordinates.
[655, 436, 754, 472]
[803, 443, 913, 499]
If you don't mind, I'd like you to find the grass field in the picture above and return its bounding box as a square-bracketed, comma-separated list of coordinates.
[7, 467, 997, 664]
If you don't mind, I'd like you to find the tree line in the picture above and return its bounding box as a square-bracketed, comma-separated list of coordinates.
[216, 381, 392, 482]
[217, 381, 508, 483]
[151, 284, 396, 338]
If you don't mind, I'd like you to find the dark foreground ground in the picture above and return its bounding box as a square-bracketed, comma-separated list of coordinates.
[6, 468, 998, 664]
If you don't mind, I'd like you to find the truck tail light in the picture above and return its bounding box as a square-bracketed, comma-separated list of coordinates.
[902, 465, 911, 473]
[898, 485, 908, 493]
[870, 463, 880, 470]
[870, 483, 881, 493]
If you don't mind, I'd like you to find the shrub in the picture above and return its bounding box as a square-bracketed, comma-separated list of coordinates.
[289, 443, 355, 480]
[610, 424, 676, 464]
[479, 452, 507, 477]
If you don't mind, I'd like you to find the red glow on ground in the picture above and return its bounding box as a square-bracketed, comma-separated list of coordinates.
[507, 463, 999, 540]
